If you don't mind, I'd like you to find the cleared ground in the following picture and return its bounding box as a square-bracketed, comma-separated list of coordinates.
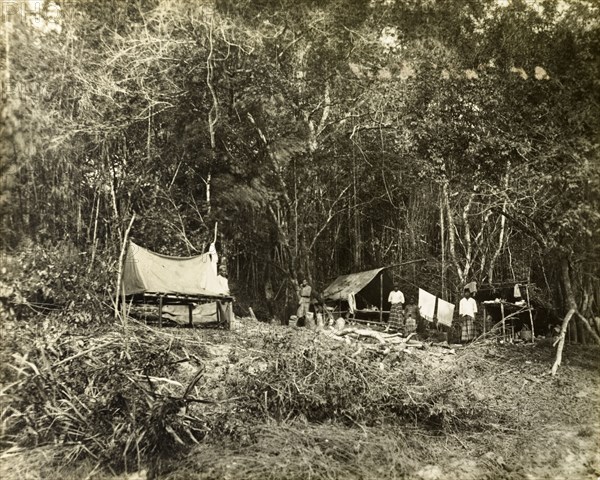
[1, 319, 599, 480]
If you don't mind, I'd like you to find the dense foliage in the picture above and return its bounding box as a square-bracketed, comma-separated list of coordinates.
[1, 0, 598, 325]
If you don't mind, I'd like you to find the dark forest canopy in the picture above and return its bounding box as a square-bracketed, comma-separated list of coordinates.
[1, 0, 599, 329]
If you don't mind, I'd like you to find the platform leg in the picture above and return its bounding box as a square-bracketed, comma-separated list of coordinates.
[188, 303, 193, 327]
[158, 295, 163, 328]
[216, 301, 222, 327]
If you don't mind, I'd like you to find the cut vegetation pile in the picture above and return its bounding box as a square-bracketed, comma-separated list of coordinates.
[226, 329, 516, 430]
[1, 316, 599, 480]
[0, 317, 215, 477]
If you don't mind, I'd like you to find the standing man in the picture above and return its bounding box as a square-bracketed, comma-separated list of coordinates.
[459, 288, 478, 342]
[387, 285, 405, 331]
[297, 279, 312, 320]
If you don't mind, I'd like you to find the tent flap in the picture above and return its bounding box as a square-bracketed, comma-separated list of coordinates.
[123, 242, 228, 297]
[323, 268, 386, 302]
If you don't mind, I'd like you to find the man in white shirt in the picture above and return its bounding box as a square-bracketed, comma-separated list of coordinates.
[387, 285, 405, 331]
[458, 288, 478, 342]
[297, 279, 312, 319]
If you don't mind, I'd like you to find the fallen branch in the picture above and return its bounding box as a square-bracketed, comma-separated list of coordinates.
[551, 308, 576, 375]
[339, 328, 387, 345]
[338, 328, 419, 345]
[52, 340, 115, 367]
[326, 331, 423, 351]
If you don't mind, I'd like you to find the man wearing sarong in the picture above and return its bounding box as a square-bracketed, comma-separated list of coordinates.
[459, 288, 477, 342]
[387, 285, 405, 331]
[297, 279, 312, 319]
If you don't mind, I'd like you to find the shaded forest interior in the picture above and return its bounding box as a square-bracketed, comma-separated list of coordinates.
[0, 0, 598, 336]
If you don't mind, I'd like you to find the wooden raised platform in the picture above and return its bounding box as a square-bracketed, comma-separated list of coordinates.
[124, 292, 233, 328]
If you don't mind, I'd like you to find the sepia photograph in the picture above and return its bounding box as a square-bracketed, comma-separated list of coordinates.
[0, 0, 599, 479]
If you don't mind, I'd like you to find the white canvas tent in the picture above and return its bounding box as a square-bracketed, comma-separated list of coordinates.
[123, 242, 233, 327]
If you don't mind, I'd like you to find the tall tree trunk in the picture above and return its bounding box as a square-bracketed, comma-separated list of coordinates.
[488, 162, 510, 282]
[461, 192, 475, 280]
[440, 189, 446, 298]
[352, 148, 361, 268]
[442, 180, 464, 284]
[267, 203, 299, 286]
[551, 307, 575, 375]
[205, 16, 218, 215]
[553, 257, 600, 374]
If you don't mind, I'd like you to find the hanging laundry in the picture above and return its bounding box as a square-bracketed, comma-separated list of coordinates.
[348, 292, 356, 314]
[437, 298, 455, 327]
[418, 288, 436, 322]
[513, 283, 522, 298]
[209, 242, 218, 275]
[464, 281, 477, 294]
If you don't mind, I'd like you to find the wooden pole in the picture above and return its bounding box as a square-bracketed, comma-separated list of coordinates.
[158, 295, 163, 328]
[188, 303, 194, 327]
[114, 213, 136, 319]
[114, 214, 136, 355]
[500, 302, 506, 340]
[379, 273, 383, 323]
[386, 259, 426, 269]
[216, 301, 222, 326]
[525, 285, 535, 343]
[483, 305, 487, 337]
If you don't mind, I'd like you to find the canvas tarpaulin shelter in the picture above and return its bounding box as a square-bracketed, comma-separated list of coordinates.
[123, 242, 227, 297]
[123, 242, 233, 328]
[323, 267, 394, 320]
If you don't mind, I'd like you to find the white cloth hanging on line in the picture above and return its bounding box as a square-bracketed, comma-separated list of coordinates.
[513, 283, 522, 298]
[437, 298, 455, 327]
[464, 281, 477, 294]
[418, 288, 436, 322]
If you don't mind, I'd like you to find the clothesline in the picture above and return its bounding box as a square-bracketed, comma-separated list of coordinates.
[476, 282, 534, 291]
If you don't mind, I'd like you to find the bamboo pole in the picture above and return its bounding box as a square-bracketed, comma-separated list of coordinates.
[525, 285, 535, 343]
[379, 273, 383, 323]
[114, 213, 136, 319]
[500, 302, 506, 340]
[121, 281, 128, 348]
[385, 259, 426, 269]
